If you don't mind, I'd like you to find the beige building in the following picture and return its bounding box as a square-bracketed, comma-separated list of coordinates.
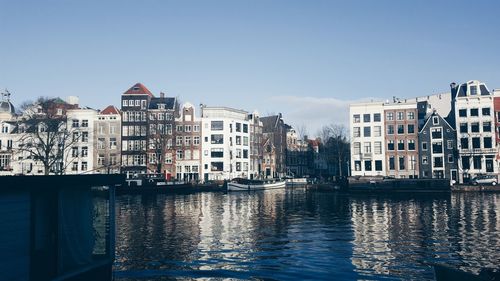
[174, 103, 201, 182]
[94, 106, 121, 174]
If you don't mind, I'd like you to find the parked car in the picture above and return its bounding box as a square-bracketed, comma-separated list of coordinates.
[470, 175, 498, 186]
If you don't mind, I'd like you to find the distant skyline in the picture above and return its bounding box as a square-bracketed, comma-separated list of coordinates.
[1, 0, 500, 134]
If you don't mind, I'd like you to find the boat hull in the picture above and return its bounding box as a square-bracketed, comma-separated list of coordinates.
[227, 181, 286, 191]
[285, 178, 308, 186]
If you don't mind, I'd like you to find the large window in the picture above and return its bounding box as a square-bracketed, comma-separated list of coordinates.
[473, 156, 481, 169]
[364, 142, 371, 153]
[431, 128, 442, 139]
[375, 160, 382, 171]
[407, 124, 415, 134]
[374, 142, 382, 154]
[211, 148, 224, 158]
[353, 142, 361, 154]
[484, 137, 492, 148]
[211, 162, 223, 171]
[408, 140, 415, 150]
[374, 126, 381, 137]
[397, 125, 404, 134]
[460, 123, 468, 133]
[399, 156, 405, 170]
[462, 156, 470, 170]
[387, 125, 394, 135]
[482, 107, 491, 116]
[397, 112, 404, 120]
[389, 156, 395, 170]
[460, 138, 469, 149]
[432, 142, 443, 153]
[472, 137, 480, 149]
[353, 127, 360, 137]
[211, 121, 224, 130]
[364, 160, 372, 171]
[483, 122, 491, 132]
[433, 157, 443, 168]
[364, 127, 371, 137]
[470, 108, 479, 117]
[407, 112, 415, 120]
[459, 109, 467, 117]
[211, 134, 224, 144]
[387, 112, 394, 121]
[374, 113, 381, 122]
[471, 122, 480, 133]
[387, 140, 394, 151]
[363, 114, 371, 122]
[397, 140, 405, 150]
[353, 114, 360, 123]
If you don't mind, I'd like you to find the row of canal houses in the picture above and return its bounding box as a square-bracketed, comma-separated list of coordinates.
[0, 83, 306, 181]
[350, 80, 500, 183]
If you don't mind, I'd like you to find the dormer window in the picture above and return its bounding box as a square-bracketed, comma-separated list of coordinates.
[158, 104, 165, 110]
[470, 85, 478, 95]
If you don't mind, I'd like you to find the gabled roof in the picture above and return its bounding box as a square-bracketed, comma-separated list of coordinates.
[123, 83, 154, 97]
[100, 105, 120, 115]
[261, 115, 280, 132]
[418, 111, 455, 134]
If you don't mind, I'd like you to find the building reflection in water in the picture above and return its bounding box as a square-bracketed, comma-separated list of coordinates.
[115, 191, 499, 280]
[350, 193, 500, 279]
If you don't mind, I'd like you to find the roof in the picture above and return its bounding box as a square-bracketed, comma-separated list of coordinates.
[123, 83, 154, 97]
[0, 101, 15, 114]
[100, 105, 120, 115]
[149, 97, 176, 110]
[261, 115, 280, 132]
[418, 111, 455, 133]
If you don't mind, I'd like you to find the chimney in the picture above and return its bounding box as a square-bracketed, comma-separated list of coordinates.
[160, 92, 165, 98]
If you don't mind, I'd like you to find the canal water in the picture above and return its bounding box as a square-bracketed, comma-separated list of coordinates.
[114, 188, 500, 280]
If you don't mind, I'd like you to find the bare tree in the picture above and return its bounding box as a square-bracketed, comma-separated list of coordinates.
[15, 97, 79, 175]
[294, 123, 309, 140]
[316, 123, 350, 177]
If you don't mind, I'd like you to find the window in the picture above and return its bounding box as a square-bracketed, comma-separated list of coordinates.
[354, 161, 361, 171]
[236, 136, 242, 145]
[82, 120, 88, 127]
[397, 140, 405, 151]
[81, 146, 88, 157]
[397, 112, 404, 120]
[434, 157, 443, 168]
[185, 125, 192, 132]
[123, 100, 128, 106]
[460, 123, 468, 133]
[364, 142, 371, 153]
[176, 136, 183, 146]
[211, 134, 223, 144]
[422, 142, 427, 151]
[353, 127, 360, 137]
[235, 123, 241, 132]
[422, 156, 428, 165]
[432, 116, 439, 125]
[471, 122, 480, 133]
[470, 85, 478, 95]
[98, 138, 105, 149]
[448, 154, 454, 163]
[408, 140, 415, 150]
[81, 161, 88, 171]
[387, 140, 394, 151]
[389, 156, 395, 170]
[72, 119, 79, 128]
[387, 125, 394, 135]
[82, 132, 89, 142]
[374, 126, 381, 137]
[374, 142, 382, 154]
[447, 140, 453, 149]
[236, 148, 242, 158]
[211, 121, 224, 130]
[176, 150, 183, 160]
[472, 137, 480, 149]
[473, 156, 481, 169]
[375, 160, 382, 171]
[98, 155, 105, 166]
[72, 147, 78, 157]
[176, 125, 183, 132]
[482, 108, 491, 116]
[72, 162, 78, 171]
[407, 112, 415, 120]
[431, 128, 442, 139]
[387, 112, 394, 121]
[243, 149, 248, 158]
[374, 113, 381, 122]
[193, 136, 200, 145]
[484, 137, 492, 148]
[470, 108, 479, 117]
[211, 148, 224, 158]
[432, 142, 443, 153]
[193, 125, 200, 132]
[363, 160, 372, 171]
[399, 156, 405, 170]
[110, 138, 117, 149]
[483, 122, 491, 132]
[459, 109, 467, 117]
[462, 156, 470, 170]
[243, 136, 249, 146]
[460, 138, 469, 149]
[397, 124, 404, 134]
[211, 162, 223, 171]
[353, 114, 360, 123]
[363, 114, 370, 122]
[353, 142, 361, 154]
[185, 136, 191, 146]
[407, 124, 415, 134]
[364, 127, 371, 137]
[243, 124, 248, 133]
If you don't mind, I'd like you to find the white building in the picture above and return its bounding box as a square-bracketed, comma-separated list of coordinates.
[349, 102, 386, 176]
[200, 106, 251, 182]
[452, 80, 497, 182]
[65, 108, 98, 174]
[94, 106, 121, 174]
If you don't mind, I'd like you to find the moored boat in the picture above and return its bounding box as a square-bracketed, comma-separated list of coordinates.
[227, 178, 286, 191]
[285, 178, 308, 186]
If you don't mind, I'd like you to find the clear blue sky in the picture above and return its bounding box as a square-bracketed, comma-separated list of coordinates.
[1, 0, 500, 134]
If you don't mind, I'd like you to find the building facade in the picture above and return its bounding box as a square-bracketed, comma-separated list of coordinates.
[248, 111, 263, 179]
[121, 83, 153, 177]
[452, 80, 498, 182]
[174, 103, 201, 182]
[418, 111, 458, 180]
[261, 114, 288, 178]
[350, 102, 386, 176]
[94, 106, 121, 174]
[200, 106, 251, 181]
